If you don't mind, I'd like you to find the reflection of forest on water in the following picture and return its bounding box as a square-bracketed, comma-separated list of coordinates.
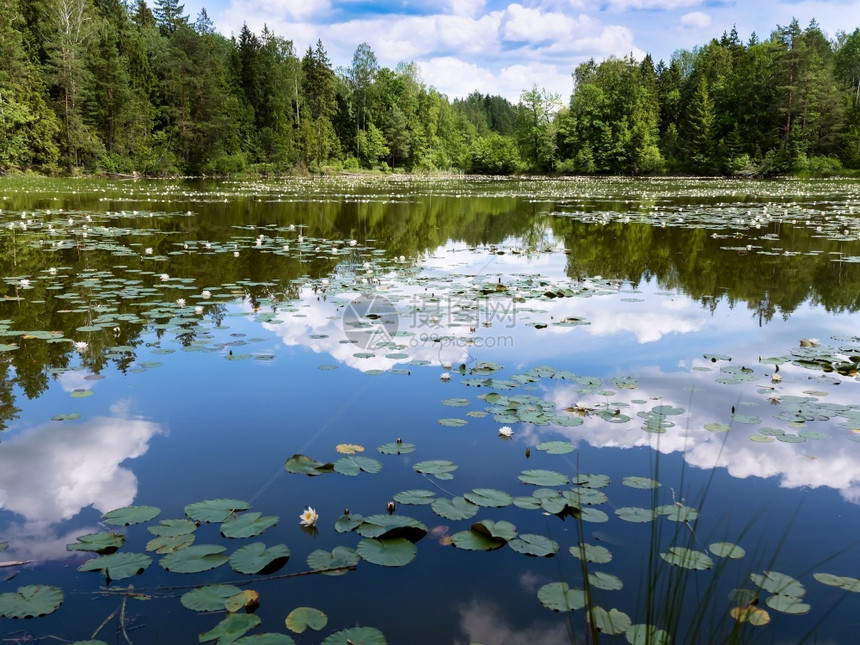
[1, 176, 859, 430]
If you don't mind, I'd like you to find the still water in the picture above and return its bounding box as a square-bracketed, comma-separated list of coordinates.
[0, 175, 859, 644]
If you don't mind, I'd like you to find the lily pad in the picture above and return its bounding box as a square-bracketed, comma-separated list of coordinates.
[413, 459, 457, 480]
[535, 441, 576, 454]
[616, 507, 657, 523]
[66, 532, 124, 554]
[234, 634, 295, 645]
[622, 476, 660, 489]
[377, 441, 416, 455]
[813, 573, 860, 592]
[537, 582, 586, 612]
[508, 534, 559, 557]
[0, 585, 64, 618]
[160, 545, 228, 574]
[656, 504, 699, 522]
[588, 607, 631, 635]
[180, 584, 243, 612]
[570, 543, 613, 564]
[285, 606, 328, 633]
[393, 490, 436, 505]
[518, 469, 569, 486]
[441, 398, 470, 407]
[730, 606, 771, 626]
[431, 496, 479, 520]
[306, 546, 359, 576]
[334, 456, 383, 476]
[101, 505, 160, 526]
[661, 547, 714, 570]
[284, 454, 334, 476]
[450, 530, 506, 551]
[78, 552, 152, 581]
[199, 614, 261, 643]
[471, 519, 517, 541]
[709, 542, 746, 559]
[573, 474, 610, 488]
[146, 533, 195, 554]
[765, 594, 810, 614]
[354, 514, 427, 541]
[220, 512, 278, 539]
[463, 488, 514, 508]
[626, 624, 670, 645]
[356, 538, 417, 567]
[229, 542, 291, 575]
[185, 499, 251, 523]
[750, 571, 805, 597]
[320, 626, 387, 645]
[148, 519, 197, 537]
[588, 571, 624, 590]
[438, 417, 467, 427]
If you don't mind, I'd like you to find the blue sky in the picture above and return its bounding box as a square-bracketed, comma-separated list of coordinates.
[178, 0, 860, 102]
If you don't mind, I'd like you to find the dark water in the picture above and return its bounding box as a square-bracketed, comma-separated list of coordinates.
[0, 175, 859, 644]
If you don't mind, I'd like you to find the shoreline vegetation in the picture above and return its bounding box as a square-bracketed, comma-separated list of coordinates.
[3, 1, 860, 179]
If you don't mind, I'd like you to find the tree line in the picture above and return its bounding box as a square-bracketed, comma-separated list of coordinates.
[2, 0, 860, 176]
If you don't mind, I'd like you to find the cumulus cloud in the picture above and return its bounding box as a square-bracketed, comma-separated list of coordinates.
[604, 0, 701, 9]
[679, 11, 712, 30]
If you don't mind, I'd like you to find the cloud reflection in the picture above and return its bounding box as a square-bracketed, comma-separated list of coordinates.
[0, 401, 165, 560]
[455, 599, 569, 645]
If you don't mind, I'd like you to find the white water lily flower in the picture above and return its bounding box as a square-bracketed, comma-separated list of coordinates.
[233, 251, 239, 257]
[176, 298, 186, 307]
[74, 341, 88, 352]
[201, 290, 212, 299]
[194, 306, 203, 315]
[498, 426, 513, 437]
[48, 267, 57, 275]
[299, 507, 318, 527]
[144, 247, 153, 255]
[18, 279, 30, 288]
[440, 372, 451, 381]
[160, 273, 169, 281]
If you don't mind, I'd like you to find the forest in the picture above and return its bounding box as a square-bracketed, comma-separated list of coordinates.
[2, 0, 860, 176]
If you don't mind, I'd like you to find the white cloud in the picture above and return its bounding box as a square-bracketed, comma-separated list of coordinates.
[679, 11, 712, 30]
[456, 599, 569, 645]
[501, 5, 580, 43]
[604, 0, 701, 9]
[447, 0, 487, 17]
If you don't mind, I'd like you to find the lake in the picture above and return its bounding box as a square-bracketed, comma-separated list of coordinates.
[1, 175, 859, 644]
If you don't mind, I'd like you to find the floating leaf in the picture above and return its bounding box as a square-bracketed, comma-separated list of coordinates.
[656, 504, 699, 522]
[220, 512, 278, 539]
[284, 454, 334, 476]
[463, 488, 513, 508]
[356, 538, 417, 567]
[573, 474, 610, 488]
[730, 606, 771, 625]
[625, 624, 670, 645]
[160, 545, 227, 574]
[709, 542, 746, 559]
[181, 585, 243, 612]
[229, 542, 290, 575]
[334, 455, 383, 476]
[320, 626, 387, 645]
[79, 552, 152, 581]
[518, 469, 569, 486]
[765, 594, 810, 614]
[622, 476, 660, 490]
[354, 514, 427, 541]
[413, 460, 457, 480]
[148, 519, 197, 537]
[450, 530, 506, 551]
[0, 586, 64, 618]
[813, 573, 860, 592]
[508, 534, 559, 557]
[431, 496, 479, 520]
[661, 547, 713, 570]
[570, 543, 612, 564]
[185, 499, 251, 523]
[334, 512, 364, 533]
[199, 614, 261, 643]
[146, 533, 195, 554]
[588, 571, 624, 590]
[234, 634, 295, 645]
[393, 490, 436, 505]
[438, 417, 467, 427]
[471, 519, 517, 542]
[306, 546, 359, 576]
[535, 441, 576, 454]
[66, 532, 124, 554]
[335, 443, 364, 454]
[101, 505, 160, 526]
[225, 590, 260, 614]
[616, 507, 657, 523]
[564, 488, 608, 507]
[588, 607, 631, 635]
[750, 571, 805, 597]
[537, 582, 586, 612]
[704, 422, 730, 433]
[376, 441, 416, 455]
[286, 606, 328, 633]
[441, 398, 470, 407]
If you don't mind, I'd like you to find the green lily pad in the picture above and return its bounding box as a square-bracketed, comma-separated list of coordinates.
[413, 459, 457, 480]
[438, 417, 467, 427]
[101, 505, 160, 526]
[356, 538, 417, 567]
[286, 606, 328, 633]
[148, 519, 197, 537]
[0, 585, 64, 618]
[334, 456, 383, 476]
[377, 441, 416, 455]
[146, 533, 195, 554]
[709, 542, 746, 559]
[813, 573, 860, 592]
[704, 423, 730, 433]
[220, 512, 279, 539]
[431, 496, 479, 520]
[766, 594, 810, 614]
[334, 512, 364, 533]
[537, 582, 586, 612]
[588, 571, 623, 590]
[185, 499, 251, 523]
[622, 476, 660, 489]
[656, 504, 699, 522]
[229, 542, 291, 574]
[518, 469, 569, 486]
[284, 454, 334, 476]
[199, 614, 261, 643]
[750, 571, 805, 597]
[573, 474, 610, 488]
[616, 507, 657, 523]
[180, 584, 243, 612]
[306, 546, 359, 576]
[354, 514, 427, 541]
[234, 634, 295, 645]
[588, 607, 631, 635]
[535, 441, 576, 454]
[661, 547, 714, 570]
[442, 398, 470, 407]
[78, 552, 152, 581]
[66, 532, 124, 554]
[508, 534, 559, 557]
[320, 626, 387, 645]
[450, 530, 506, 551]
[471, 519, 517, 541]
[564, 488, 608, 507]
[393, 490, 436, 505]
[160, 545, 228, 574]
[463, 488, 514, 508]
[570, 543, 613, 564]
[626, 624, 670, 645]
